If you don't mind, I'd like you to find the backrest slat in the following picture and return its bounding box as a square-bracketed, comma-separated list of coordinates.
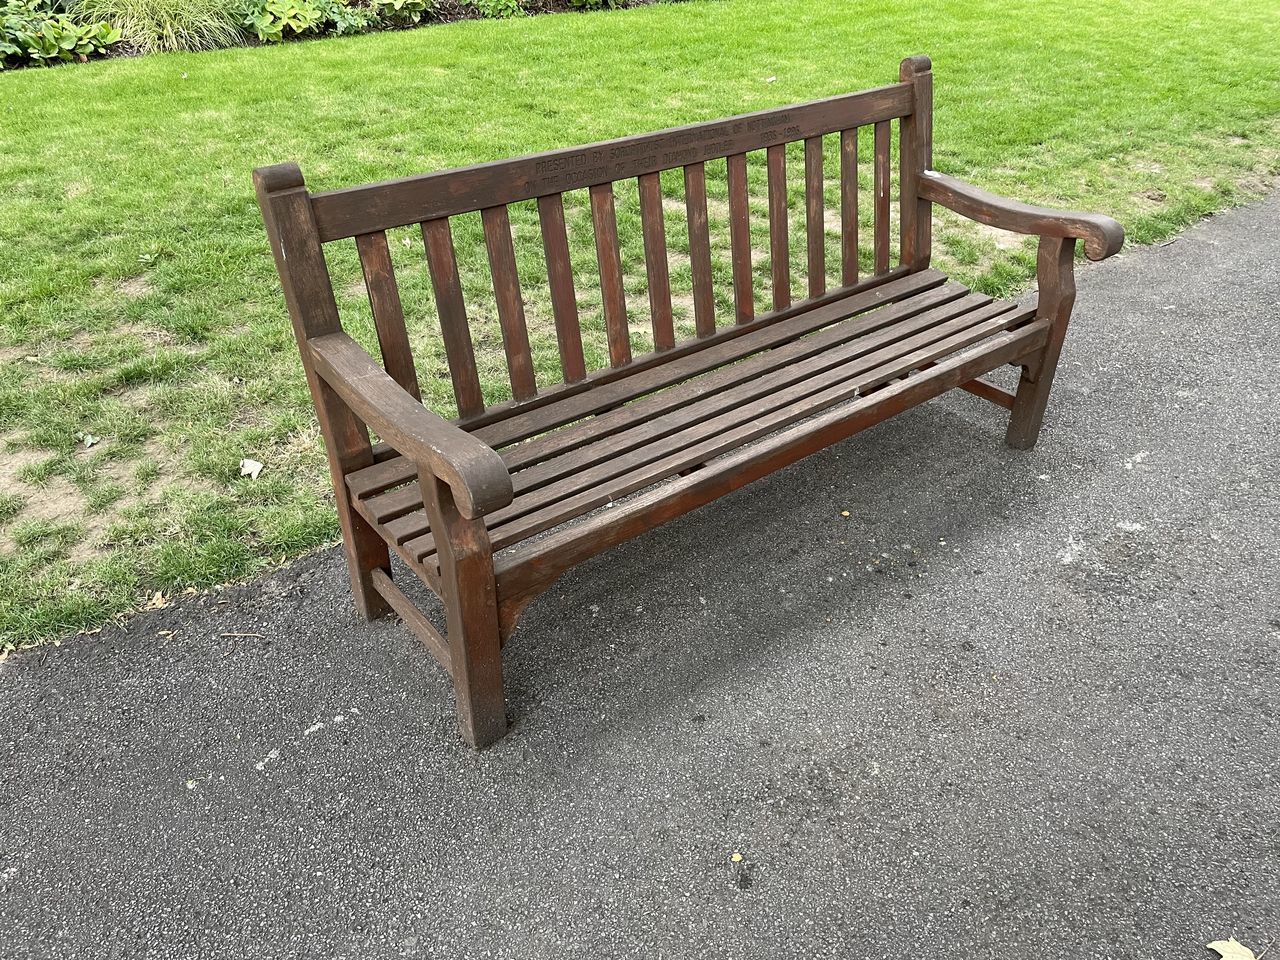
[766, 144, 791, 311]
[536, 193, 587, 383]
[840, 129, 859, 286]
[804, 136, 825, 298]
[590, 182, 632, 367]
[310, 83, 914, 241]
[682, 162, 717, 338]
[726, 153, 753, 325]
[355, 230, 420, 401]
[873, 120, 892, 274]
[637, 173, 675, 351]
[480, 205, 537, 401]
[420, 218, 485, 418]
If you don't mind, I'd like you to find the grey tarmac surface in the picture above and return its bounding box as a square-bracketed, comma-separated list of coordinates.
[2, 194, 1278, 960]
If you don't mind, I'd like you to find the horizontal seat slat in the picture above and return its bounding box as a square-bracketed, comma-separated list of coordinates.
[475, 268, 947, 451]
[395, 296, 1033, 565]
[491, 319, 1051, 610]
[310, 84, 914, 241]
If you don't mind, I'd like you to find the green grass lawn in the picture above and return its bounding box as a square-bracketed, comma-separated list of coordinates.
[1, 0, 1277, 648]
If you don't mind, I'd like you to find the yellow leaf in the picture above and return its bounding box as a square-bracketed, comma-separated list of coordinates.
[730, 852, 743, 863]
[1208, 939, 1258, 960]
[840, 511, 850, 518]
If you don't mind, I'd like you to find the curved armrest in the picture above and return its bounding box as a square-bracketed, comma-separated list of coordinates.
[919, 171, 1124, 261]
[307, 333, 513, 519]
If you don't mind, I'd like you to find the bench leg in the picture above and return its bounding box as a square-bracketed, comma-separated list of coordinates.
[422, 472, 508, 749]
[1006, 236, 1077, 450]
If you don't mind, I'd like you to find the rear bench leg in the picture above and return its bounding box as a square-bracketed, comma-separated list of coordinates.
[1007, 236, 1077, 449]
[421, 472, 508, 749]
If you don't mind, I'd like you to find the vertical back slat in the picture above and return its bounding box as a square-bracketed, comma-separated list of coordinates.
[355, 231, 420, 401]
[683, 162, 716, 338]
[804, 136, 825, 299]
[590, 182, 631, 367]
[874, 120, 891, 275]
[480, 205, 537, 402]
[726, 153, 753, 325]
[637, 173, 675, 351]
[766, 144, 791, 312]
[840, 129, 859, 287]
[421, 218, 485, 418]
[536, 193, 587, 384]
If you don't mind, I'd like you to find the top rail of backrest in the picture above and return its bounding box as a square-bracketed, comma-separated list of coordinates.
[309, 81, 916, 243]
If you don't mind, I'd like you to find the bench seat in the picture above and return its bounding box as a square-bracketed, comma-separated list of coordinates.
[343, 267, 1042, 621]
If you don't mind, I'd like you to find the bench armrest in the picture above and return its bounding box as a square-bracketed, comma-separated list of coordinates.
[307, 332, 513, 519]
[919, 171, 1124, 261]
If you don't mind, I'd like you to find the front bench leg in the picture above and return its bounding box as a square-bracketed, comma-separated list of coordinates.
[420, 470, 507, 749]
[1007, 235, 1077, 449]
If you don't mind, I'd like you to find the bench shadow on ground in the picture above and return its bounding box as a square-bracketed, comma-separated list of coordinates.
[388, 385, 1049, 757]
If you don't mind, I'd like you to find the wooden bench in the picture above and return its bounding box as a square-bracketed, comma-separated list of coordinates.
[254, 56, 1123, 749]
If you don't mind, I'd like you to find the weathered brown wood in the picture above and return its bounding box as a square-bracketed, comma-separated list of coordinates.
[805, 136, 826, 298]
[311, 84, 915, 240]
[683, 162, 717, 338]
[874, 120, 891, 274]
[638, 173, 676, 351]
[919, 171, 1125, 261]
[726, 153, 754, 325]
[355, 231, 420, 401]
[421, 218, 486, 419]
[1007, 236, 1076, 447]
[493, 319, 1049, 616]
[591, 182, 632, 367]
[260, 62, 1124, 750]
[898, 56, 933, 271]
[481, 205, 537, 401]
[766, 144, 791, 311]
[420, 472, 506, 749]
[371, 567, 451, 676]
[840, 128, 859, 286]
[254, 163, 390, 621]
[537, 193, 587, 384]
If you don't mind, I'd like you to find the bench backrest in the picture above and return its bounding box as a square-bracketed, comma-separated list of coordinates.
[256, 56, 934, 427]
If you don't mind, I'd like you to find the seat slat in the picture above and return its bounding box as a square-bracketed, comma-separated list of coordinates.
[683, 162, 717, 338]
[873, 120, 891, 274]
[421, 218, 485, 418]
[637, 173, 675, 351]
[481, 205, 537, 402]
[355, 231, 420, 401]
[726, 153, 753, 325]
[805, 136, 825, 298]
[503, 282, 969, 478]
[537, 193, 587, 384]
[491, 319, 1050, 607]
[480, 303, 1035, 554]
[480, 268, 946, 456]
[840, 129, 859, 286]
[590, 182, 631, 367]
[399, 294, 1019, 561]
[766, 144, 791, 312]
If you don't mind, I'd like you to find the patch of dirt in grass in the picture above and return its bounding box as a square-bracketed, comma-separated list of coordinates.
[117, 276, 154, 298]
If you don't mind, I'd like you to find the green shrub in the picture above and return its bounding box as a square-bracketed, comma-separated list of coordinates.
[240, 0, 380, 42]
[72, 0, 241, 53]
[367, 0, 428, 27]
[1, 0, 119, 67]
[465, 0, 522, 17]
[567, 0, 622, 9]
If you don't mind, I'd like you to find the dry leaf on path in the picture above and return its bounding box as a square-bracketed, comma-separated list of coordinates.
[1208, 938, 1258, 960]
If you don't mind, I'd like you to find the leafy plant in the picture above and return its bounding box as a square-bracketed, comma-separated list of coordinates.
[567, 0, 622, 9]
[72, 0, 241, 53]
[465, 0, 521, 17]
[367, 0, 428, 27]
[239, 0, 377, 42]
[313, 0, 373, 34]
[1, 0, 119, 68]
